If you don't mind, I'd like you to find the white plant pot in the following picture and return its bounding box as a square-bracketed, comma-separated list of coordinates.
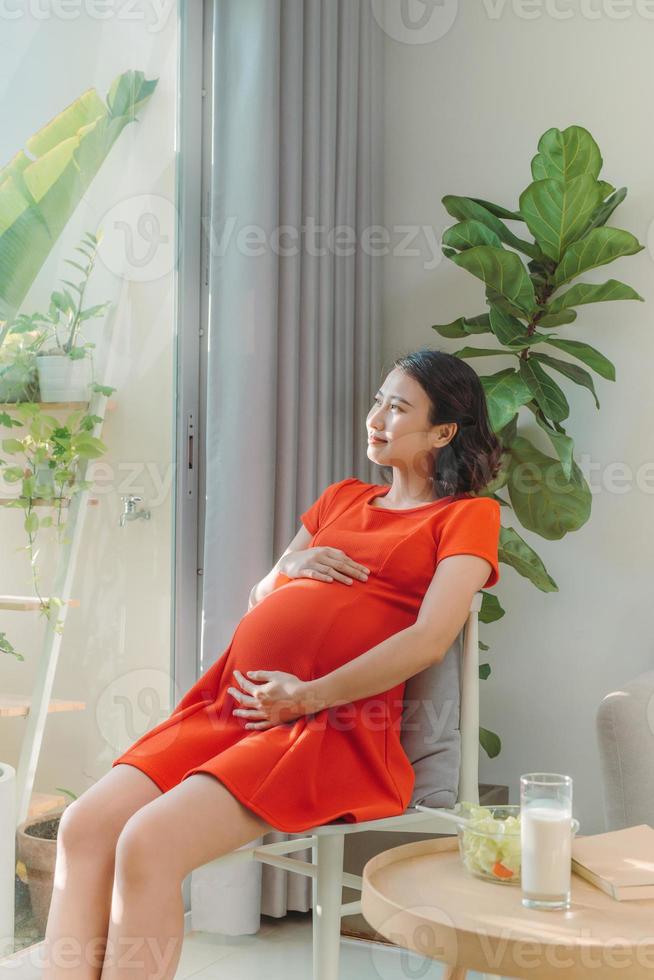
[0, 763, 16, 957]
[36, 354, 91, 403]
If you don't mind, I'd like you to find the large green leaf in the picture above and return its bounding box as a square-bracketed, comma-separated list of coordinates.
[469, 197, 523, 221]
[485, 288, 531, 320]
[519, 175, 603, 262]
[581, 186, 627, 236]
[553, 227, 644, 287]
[489, 306, 529, 347]
[452, 347, 510, 359]
[526, 403, 575, 480]
[547, 279, 644, 314]
[506, 436, 592, 538]
[531, 351, 600, 410]
[543, 337, 615, 381]
[518, 358, 569, 422]
[596, 180, 615, 199]
[537, 309, 578, 328]
[530, 125, 602, 183]
[450, 245, 537, 315]
[0, 70, 158, 331]
[442, 195, 540, 258]
[479, 727, 501, 759]
[489, 306, 553, 349]
[442, 219, 503, 251]
[431, 314, 491, 338]
[480, 368, 533, 431]
[480, 591, 505, 623]
[498, 525, 558, 591]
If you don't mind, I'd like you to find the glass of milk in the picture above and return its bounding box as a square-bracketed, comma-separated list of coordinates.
[520, 773, 576, 910]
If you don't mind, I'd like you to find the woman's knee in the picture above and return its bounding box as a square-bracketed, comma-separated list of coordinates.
[114, 809, 177, 887]
[57, 797, 115, 859]
[57, 765, 163, 858]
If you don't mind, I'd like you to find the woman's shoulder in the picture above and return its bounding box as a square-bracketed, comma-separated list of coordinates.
[435, 493, 501, 526]
[326, 476, 371, 495]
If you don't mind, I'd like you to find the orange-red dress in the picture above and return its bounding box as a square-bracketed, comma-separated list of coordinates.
[111, 477, 500, 832]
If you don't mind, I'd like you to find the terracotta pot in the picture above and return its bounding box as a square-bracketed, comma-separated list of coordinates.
[15, 805, 66, 935]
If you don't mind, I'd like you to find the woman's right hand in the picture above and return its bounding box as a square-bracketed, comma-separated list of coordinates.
[278, 547, 370, 585]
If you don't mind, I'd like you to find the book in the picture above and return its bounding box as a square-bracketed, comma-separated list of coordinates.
[571, 824, 654, 901]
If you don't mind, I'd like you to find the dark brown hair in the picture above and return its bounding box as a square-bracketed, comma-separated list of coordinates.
[379, 346, 504, 497]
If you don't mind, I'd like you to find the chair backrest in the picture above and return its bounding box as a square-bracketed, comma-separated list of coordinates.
[399, 593, 481, 809]
[596, 670, 654, 830]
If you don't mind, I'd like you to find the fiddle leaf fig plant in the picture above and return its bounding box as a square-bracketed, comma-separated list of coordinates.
[433, 125, 645, 760]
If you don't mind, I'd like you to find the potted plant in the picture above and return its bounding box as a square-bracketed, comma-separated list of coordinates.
[432, 124, 644, 760]
[0, 393, 114, 646]
[22, 231, 112, 402]
[15, 787, 78, 936]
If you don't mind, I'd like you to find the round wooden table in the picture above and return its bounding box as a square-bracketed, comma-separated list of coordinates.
[361, 835, 654, 979]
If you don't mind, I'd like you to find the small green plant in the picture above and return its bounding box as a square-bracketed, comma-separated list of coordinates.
[0, 230, 117, 658]
[0, 391, 114, 654]
[8, 231, 111, 379]
[433, 124, 645, 760]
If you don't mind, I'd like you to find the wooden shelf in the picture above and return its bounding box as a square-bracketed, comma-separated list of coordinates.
[0, 694, 86, 718]
[0, 595, 80, 612]
[0, 497, 100, 507]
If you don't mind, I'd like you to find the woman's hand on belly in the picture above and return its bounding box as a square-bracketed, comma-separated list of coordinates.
[228, 668, 319, 730]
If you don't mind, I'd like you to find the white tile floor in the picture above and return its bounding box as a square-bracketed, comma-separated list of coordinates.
[177, 913, 495, 979]
[0, 912, 497, 978]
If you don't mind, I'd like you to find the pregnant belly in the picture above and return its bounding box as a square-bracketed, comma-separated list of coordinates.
[227, 578, 412, 681]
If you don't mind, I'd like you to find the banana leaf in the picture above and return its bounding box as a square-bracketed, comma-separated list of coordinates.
[0, 70, 158, 342]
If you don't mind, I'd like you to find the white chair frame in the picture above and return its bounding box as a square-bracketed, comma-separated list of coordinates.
[200, 592, 482, 980]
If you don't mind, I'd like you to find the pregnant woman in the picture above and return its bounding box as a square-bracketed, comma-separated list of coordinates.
[43, 347, 502, 980]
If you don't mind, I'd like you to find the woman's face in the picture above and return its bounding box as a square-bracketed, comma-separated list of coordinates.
[366, 367, 456, 479]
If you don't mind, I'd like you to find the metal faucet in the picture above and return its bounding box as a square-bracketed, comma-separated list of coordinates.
[119, 495, 151, 527]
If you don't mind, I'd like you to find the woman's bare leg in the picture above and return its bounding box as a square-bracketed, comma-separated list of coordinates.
[41, 764, 163, 980]
[99, 772, 273, 980]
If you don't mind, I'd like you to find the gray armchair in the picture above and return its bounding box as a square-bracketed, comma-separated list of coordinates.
[596, 670, 654, 830]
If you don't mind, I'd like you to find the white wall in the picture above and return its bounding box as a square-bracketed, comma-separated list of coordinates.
[380, 1, 654, 832]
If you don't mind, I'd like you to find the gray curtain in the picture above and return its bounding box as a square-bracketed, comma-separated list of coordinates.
[191, 0, 384, 934]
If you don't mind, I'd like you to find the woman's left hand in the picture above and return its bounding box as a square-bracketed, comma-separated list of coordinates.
[228, 668, 316, 730]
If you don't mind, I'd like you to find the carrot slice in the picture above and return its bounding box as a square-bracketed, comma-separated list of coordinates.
[492, 861, 514, 879]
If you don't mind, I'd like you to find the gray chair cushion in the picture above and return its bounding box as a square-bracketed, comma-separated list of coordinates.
[596, 670, 654, 831]
[400, 630, 462, 809]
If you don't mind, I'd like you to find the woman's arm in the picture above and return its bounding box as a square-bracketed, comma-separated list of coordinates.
[248, 523, 315, 610]
[305, 553, 493, 711]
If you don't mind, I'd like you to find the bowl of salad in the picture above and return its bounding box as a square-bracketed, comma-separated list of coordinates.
[414, 801, 580, 885]
[455, 803, 522, 884]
